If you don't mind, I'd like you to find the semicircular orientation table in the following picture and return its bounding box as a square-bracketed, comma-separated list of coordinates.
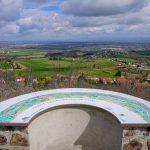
[0, 88, 150, 127]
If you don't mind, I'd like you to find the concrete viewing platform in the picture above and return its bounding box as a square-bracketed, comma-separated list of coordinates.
[0, 88, 150, 150]
[0, 88, 150, 126]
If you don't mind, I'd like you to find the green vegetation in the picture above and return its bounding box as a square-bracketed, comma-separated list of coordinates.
[146, 57, 150, 61]
[15, 58, 118, 77]
[115, 70, 122, 77]
[0, 48, 149, 79]
[0, 47, 150, 101]
[111, 54, 137, 62]
[87, 47, 103, 51]
[137, 51, 150, 56]
[0, 62, 12, 69]
[0, 49, 46, 57]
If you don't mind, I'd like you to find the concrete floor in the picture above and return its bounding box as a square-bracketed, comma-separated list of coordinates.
[28, 107, 122, 150]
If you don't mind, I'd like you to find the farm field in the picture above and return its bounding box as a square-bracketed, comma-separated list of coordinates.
[15, 58, 118, 78]
[0, 48, 149, 79]
[0, 46, 150, 101]
[0, 49, 47, 57]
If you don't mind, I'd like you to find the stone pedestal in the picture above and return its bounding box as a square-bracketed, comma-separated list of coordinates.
[1, 126, 150, 150]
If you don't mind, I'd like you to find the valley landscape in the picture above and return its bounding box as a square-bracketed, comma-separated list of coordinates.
[0, 41, 150, 101]
[1, 0, 150, 150]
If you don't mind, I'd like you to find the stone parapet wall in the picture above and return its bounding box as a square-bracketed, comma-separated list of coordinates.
[0, 127, 29, 150]
[122, 127, 150, 150]
[1, 126, 150, 150]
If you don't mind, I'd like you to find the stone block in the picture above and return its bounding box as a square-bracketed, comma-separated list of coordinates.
[123, 140, 142, 150]
[147, 139, 150, 150]
[124, 130, 135, 137]
[0, 135, 7, 145]
[10, 133, 28, 146]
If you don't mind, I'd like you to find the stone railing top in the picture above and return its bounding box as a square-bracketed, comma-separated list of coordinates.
[0, 88, 150, 127]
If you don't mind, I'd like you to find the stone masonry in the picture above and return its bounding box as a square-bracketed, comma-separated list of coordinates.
[0, 127, 29, 150]
[122, 127, 150, 150]
[1, 126, 150, 150]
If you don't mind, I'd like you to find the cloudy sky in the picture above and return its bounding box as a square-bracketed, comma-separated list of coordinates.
[0, 0, 150, 41]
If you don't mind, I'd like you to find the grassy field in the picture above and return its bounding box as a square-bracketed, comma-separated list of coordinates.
[137, 51, 150, 56]
[15, 58, 118, 77]
[0, 49, 47, 57]
[0, 49, 142, 78]
[111, 54, 137, 62]
[87, 48, 103, 51]
[0, 62, 12, 69]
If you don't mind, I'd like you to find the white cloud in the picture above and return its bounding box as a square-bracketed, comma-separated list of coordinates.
[0, 0, 22, 21]
[26, 0, 56, 3]
[61, 0, 149, 16]
[0, 0, 150, 40]
[0, 23, 20, 34]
